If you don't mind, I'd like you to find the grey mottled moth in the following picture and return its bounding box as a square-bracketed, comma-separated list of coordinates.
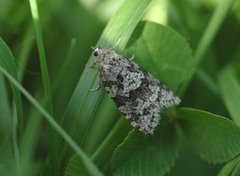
[92, 47, 181, 134]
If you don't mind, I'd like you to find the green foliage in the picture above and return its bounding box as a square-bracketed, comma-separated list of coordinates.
[0, 38, 22, 175]
[0, 0, 240, 176]
[219, 67, 240, 125]
[126, 22, 194, 92]
[218, 155, 240, 176]
[111, 122, 178, 176]
[177, 108, 240, 163]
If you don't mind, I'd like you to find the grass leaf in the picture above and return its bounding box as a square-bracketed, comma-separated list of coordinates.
[0, 73, 15, 175]
[29, 0, 53, 113]
[0, 66, 103, 176]
[219, 67, 240, 126]
[0, 37, 23, 175]
[52, 0, 153, 173]
[194, 0, 237, 65]
[0, 38, 23, 131]
[65, 118, 132, 176]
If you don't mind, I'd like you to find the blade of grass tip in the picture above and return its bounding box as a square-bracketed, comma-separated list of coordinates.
[0, 65, 103, 176]
[194, 0, 236, 65]
[29, 0, 53, 115]
[53, 0, 153, 173]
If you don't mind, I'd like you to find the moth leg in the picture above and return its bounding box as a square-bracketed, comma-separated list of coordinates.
[87, 58, 98, 68]
[129, 54, 135, 61]
[90, 80, 102, 91]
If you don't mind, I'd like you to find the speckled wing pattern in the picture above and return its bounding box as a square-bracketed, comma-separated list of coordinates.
[93, 47, 181, 134]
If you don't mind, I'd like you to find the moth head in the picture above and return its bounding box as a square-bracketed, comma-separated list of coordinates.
[91, 46, 102, 57]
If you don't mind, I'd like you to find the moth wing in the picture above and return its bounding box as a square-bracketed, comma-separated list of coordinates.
[157, 83, 181, 110]
[119, 101, 161, 134]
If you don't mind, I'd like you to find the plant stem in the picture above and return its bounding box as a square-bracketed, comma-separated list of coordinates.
[193, 0, 236, 96]
[29, 0, 53, 115]
[194, 0, 236, 65]
[92, 117, 132, 171]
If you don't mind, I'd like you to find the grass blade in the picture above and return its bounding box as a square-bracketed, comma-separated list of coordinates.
[51, 0, 153, 173]
[219, 67, 240, 126]
[0, 37, 23, 175]
[29, 0, 53, 114]
[0, 65, 103, 176]
[218, 155, 240, 176]
[194, 0, 236, 65]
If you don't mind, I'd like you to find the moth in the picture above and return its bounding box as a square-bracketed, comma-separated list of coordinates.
[92, 47, 181, 134]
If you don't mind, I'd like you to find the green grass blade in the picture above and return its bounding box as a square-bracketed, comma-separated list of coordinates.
[29, 0, 56, 173]
[0, 73, 11, 132]
[19, 110, 43, 176]
[91, 118, 132, 170]
[218, 155, 240, 176]
[0, 73, 14, 175]
[189, 0, 236, 98]
[19, 38, 79, 175]
[0, 38, 23, 132]
[82, 95, 119, 155]
[65, 118, 131, 176]
[52, 0, 153, 173]
[0, 37, 23, 175]
[219, 67, 240, 126]
[0, 65, 103, 176]
[29, 0, 53, 114]
[52, 38, 77, 93]
[97, 0, 152, 49]
[194, 0, 236, 65]
[17, 25, 34, 81]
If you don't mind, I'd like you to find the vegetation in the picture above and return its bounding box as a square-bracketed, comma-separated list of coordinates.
[0, 0, 240, 175]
